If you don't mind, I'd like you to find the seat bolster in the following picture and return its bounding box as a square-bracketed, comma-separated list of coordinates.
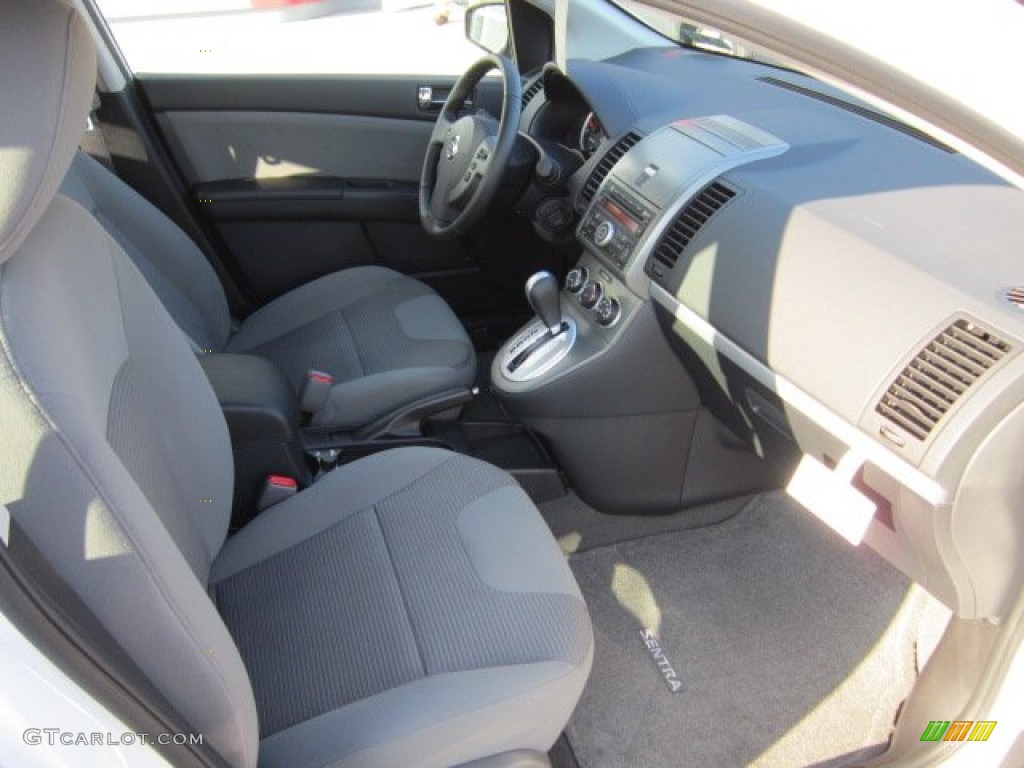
[210, 447, 457, 582]
[258, 661, 592, 768]
[456, 485, 584, 600]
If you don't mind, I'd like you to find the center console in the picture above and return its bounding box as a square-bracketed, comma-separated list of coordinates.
[490, 116, 789, 512]
[201, 353, 564, 529]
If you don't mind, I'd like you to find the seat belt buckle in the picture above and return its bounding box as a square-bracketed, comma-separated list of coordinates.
[258, 475, 298, 512]
[300, 369, 333, 413]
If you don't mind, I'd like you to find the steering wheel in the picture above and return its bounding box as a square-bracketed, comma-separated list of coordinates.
[419, 54, 521, 239]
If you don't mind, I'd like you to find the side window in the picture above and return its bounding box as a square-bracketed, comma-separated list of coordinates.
[94, 0, 484, 75]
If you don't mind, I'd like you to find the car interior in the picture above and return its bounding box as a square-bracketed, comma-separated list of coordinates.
[2, 0, 1023, 767]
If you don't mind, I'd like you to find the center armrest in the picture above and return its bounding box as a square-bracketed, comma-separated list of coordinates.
[200, 353, 300, 447]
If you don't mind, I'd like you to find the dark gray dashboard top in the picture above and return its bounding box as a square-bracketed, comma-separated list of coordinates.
[554, 47, 1024, 471]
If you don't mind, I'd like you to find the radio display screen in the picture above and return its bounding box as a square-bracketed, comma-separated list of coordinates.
[601, 199, 640, 234]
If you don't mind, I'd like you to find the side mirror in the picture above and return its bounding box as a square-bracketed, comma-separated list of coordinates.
[464, 0, 510, 55]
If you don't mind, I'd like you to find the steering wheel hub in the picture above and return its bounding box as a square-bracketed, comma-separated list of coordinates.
[445, 134, 461, 160]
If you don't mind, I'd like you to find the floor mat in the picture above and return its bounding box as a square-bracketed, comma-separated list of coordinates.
[563, 492, 944, 768]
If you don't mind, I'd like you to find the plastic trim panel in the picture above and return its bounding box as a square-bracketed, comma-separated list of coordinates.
[650, 281, 946, 505]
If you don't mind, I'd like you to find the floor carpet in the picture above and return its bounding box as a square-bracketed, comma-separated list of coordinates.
[559, 492, 946, 768]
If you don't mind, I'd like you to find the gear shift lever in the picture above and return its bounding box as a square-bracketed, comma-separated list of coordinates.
[525, 271, 564, 336]
[501, 270, 575, 379]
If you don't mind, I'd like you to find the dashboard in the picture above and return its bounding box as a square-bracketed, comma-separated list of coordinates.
[519, 49, 1024, 622]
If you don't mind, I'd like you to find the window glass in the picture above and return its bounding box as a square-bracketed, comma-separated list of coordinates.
[95, 0, 483, 75]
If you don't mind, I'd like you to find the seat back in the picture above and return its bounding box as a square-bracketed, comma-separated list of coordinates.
[61, 151, 232, 354]
[0, 2, 257, 764]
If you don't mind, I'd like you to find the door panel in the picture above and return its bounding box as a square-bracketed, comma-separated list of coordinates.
[139, 74, 518, 317]
[159, 111, 432, 184]
[144, 73, 501, 186]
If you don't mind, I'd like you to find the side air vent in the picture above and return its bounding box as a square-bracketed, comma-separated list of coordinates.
[1004, 286, 1024, 310]
[521, 77, 544, 110]
[580, 131, 642, 204]
[649, 181, 736, 272]
[757, 76, 955, 153]
[876, 318, 1011, 440]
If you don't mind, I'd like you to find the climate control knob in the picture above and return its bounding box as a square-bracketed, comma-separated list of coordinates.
[579, 280, 603, 309]
[595, 296, 621, 327]
[594, 220, 616, 247]
[565, 266, 588, 294]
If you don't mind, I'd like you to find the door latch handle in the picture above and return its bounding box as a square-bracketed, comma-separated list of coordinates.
[417, 86, 444, 110]
[417, 85, 473, 111]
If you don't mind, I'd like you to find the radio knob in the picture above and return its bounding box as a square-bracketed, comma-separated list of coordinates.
[595, 296, 621, 327]
[594, 220, 616, 247]
[565, 266, 588, 294]
[580, 280, 603, 309]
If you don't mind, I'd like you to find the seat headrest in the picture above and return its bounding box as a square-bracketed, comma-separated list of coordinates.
[0, 0, 97, 263]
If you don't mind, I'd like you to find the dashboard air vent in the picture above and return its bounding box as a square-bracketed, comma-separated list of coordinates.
[521, 77, 544, 110]
[876, 318, 1011, 440]
[1004, 286, 1024, 310]
[650, 181, 736, 272]
[580, 131, 641, 204]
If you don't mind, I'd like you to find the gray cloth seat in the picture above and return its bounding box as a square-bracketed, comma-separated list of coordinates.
[0, 2, 592, 767]
[213, 448, 592, 767]
[62, 151, 476, 430]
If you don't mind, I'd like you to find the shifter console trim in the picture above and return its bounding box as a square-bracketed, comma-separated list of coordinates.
[500, 318, 578, 382]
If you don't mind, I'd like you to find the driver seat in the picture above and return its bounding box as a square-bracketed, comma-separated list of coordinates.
[62, 151, 476, 430]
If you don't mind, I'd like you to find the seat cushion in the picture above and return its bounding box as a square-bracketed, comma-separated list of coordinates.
[226, 266, 476, 428]
[210, 447, 593, 768]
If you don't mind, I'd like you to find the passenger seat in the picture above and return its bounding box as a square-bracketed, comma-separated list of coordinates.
[0, 2, 593, 766]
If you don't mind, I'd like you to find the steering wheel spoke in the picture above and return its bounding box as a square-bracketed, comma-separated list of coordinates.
[471, 137, 495, 172]
[430, 111, 457, 146]
[418, 54, 521, 240]
[447, 172, 476, 207]
[429, 185, 452, 224]
[445, 137, 495, 205]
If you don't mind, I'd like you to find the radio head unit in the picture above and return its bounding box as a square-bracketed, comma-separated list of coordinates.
[578, 183, 654, 270]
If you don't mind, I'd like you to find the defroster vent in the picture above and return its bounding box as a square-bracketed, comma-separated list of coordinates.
[580, 131, 641, 204]
[876, 318, 1010, 441]
[649, 181, 736, 273]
